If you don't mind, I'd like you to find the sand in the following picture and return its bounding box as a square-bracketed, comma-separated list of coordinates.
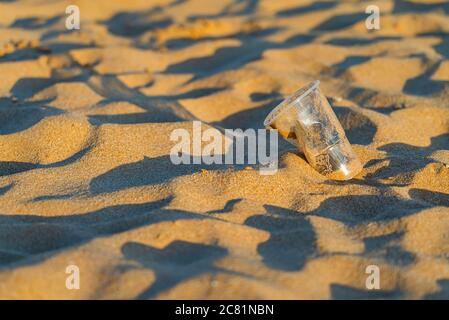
[0, 0, 448, 299]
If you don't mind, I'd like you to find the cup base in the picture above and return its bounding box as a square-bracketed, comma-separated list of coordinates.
[322, 157, 363, 180]
[305, 142, 362, 180]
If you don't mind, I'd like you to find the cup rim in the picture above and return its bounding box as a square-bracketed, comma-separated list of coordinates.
[263, 80, 320, 127]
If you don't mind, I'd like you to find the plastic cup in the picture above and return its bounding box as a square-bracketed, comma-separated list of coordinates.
[264, 80, 362, 180]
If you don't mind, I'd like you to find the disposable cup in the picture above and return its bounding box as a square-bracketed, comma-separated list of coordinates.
[264, 80, 362, 180]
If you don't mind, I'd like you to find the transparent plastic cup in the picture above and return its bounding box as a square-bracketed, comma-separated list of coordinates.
[264, 80, 362, 180]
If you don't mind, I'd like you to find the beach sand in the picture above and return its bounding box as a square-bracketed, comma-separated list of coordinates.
[0, 0, 448, 299]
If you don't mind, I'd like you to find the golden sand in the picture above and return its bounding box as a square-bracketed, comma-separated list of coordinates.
[0, 0, 448, 299]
